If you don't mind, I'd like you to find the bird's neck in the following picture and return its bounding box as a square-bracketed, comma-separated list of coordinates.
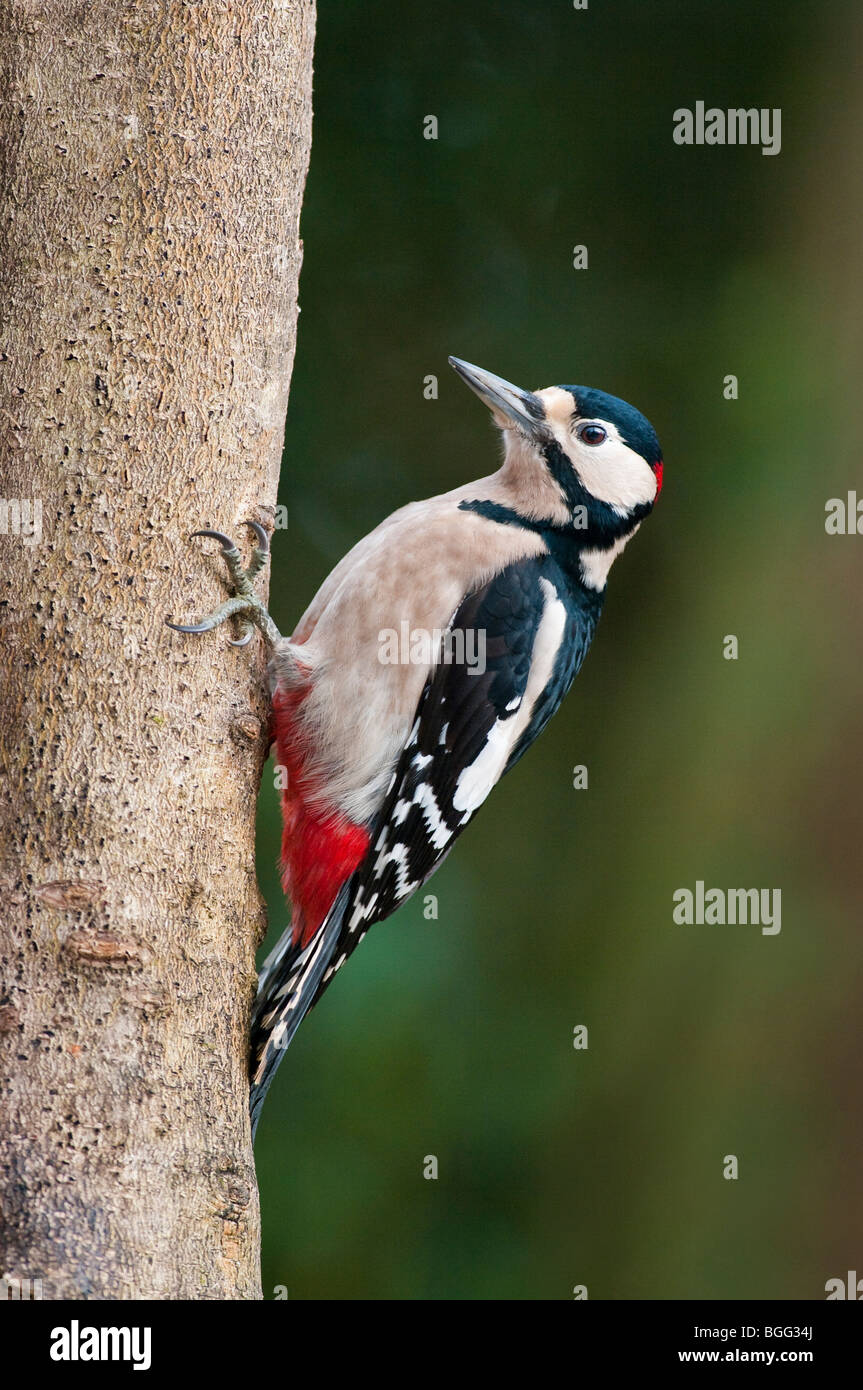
[538, 515, 637, 596]
[457, 496, 630, 598]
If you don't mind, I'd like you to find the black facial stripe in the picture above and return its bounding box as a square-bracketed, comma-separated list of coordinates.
[541, 438, 587, 513]
[541, 441, 655, 539]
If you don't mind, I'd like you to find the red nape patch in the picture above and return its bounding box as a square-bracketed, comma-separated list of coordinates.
[272, 684, 370, 948]
[652, 459, 664, 498]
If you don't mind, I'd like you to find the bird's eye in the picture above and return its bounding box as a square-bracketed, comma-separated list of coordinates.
[577, 423, 607, 446]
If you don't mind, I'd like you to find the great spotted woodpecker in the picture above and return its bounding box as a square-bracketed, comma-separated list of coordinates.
[167, 358, 663, 1135]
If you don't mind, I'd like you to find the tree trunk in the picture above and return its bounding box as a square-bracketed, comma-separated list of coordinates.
[0, 0, 314, 1300]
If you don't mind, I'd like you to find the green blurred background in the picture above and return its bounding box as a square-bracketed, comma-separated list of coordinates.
[254, 0, 863, 1298]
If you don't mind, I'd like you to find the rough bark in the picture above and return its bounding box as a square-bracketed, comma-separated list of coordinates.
[0, 0, 315, 1299]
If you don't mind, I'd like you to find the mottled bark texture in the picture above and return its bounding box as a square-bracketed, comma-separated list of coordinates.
[0, 1, 315, 1299]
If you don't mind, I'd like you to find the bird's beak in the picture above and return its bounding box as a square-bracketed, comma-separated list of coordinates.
[449, 357, 545, 435]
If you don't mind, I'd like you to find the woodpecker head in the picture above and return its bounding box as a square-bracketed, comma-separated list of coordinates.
[449, 357, 663, 563]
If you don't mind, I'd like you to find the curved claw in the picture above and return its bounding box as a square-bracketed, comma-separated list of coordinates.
[190, 529, 237, 553]
[245, 520, 269, 553]
[166, 522, 280, 647]
[165, 619, 211, 634]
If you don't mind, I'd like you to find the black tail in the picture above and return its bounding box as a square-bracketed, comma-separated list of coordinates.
[249, 882, 351, 1139]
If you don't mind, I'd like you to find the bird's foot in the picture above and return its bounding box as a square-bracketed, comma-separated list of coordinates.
[166, 521, 282, 648]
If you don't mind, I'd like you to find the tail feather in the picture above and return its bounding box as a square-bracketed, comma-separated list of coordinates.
[249, 882, 351, 1139]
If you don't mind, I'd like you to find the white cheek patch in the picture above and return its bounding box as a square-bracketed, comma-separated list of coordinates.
[536, 387, 657, 513]
[571, 436, 657, 512]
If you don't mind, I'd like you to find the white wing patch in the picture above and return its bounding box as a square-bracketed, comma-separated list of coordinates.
[452, 577, 567, 820]
[452, 719, 517, 819]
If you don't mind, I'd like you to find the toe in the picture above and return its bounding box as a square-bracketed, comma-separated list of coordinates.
[245, 521, 269, 553]
[190, 529, 239, 553]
